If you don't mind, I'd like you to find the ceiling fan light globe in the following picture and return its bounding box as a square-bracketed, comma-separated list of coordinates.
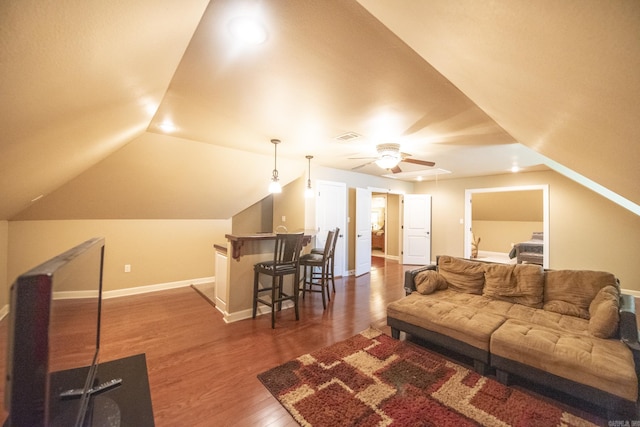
[375, 154, 400, 169]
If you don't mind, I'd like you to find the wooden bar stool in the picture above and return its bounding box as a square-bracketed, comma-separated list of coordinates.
[311, 227, 339, 294]
[299, 229, 335, 309]
[252, 232, 304, 328]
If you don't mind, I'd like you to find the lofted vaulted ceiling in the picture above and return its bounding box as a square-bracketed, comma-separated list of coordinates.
[1, 0, 638, 220]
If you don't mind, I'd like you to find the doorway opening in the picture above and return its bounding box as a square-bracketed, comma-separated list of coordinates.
[371, 193, 386, 258]
[464, 185, 549, 268]
[370, 192, 401, 261]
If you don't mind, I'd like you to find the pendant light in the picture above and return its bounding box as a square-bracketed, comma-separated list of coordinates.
[304, 155, 314, 198]
[268, 139, 282, 193]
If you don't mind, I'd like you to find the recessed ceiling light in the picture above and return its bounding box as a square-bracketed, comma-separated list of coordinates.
[511, 165, 520, 173]
[228, 17, 268, 45]
[159, 120, 176, 133]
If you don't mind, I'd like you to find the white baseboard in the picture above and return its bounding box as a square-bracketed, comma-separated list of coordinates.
[622, 288, 640, 298]
[0, 278, 215, 321]
[103, 276, 215, 299]
[222, 301, 295, 323]
[214, 297, 227, 314]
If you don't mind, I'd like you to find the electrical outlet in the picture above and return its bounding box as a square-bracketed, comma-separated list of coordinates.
[124, 264, 131, 273]
[281, 215, 286, 222]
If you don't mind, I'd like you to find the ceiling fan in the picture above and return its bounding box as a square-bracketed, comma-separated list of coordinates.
[350, 143, 435, 173]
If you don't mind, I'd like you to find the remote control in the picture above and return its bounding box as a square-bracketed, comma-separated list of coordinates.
[90, 378, 123, 395]
[60, 378, 123, 399]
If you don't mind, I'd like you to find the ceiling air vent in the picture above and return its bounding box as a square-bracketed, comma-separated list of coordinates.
[334, 132, 361, 142]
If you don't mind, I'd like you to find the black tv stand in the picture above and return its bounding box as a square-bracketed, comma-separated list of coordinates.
[60, 378, 123, 399]
[49, 354, 154, 427]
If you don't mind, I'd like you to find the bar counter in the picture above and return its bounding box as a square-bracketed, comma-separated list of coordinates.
[216, 231, 314, 323]
[225, 232, 313, 260]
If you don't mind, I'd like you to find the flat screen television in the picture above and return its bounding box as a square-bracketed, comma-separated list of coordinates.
[4, 237, 106, 427]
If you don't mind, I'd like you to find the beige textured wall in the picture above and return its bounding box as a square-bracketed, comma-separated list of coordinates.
[416, 170, 640, 291]
[7, 219, 231, 294]
[472, 220, 543, 252]
[0, 221, 8, 309]
[232, 197, 273, 234]
[273, 176, 306, 233]
[471, 189, 543, 252]
[387, 194, 400, 256]
[472, 190, 543, 221]
[348, 188, 356, 271]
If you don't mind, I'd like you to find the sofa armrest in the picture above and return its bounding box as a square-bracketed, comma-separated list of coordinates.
[403, 265, 437, 295]
[620, 294, 639, 344]
[619, 294, 640, 378]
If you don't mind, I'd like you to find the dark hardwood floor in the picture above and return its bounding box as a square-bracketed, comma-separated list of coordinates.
[0, 257, 412, 426]
[0, 257, 628, 425]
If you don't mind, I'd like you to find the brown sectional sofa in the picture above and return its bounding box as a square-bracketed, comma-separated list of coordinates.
[387, 255, 640, 417]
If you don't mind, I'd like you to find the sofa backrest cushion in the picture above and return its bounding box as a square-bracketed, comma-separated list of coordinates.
[588, 285, 620, 338]
[482, 263, 545, 308]
[414, 270, 448, 295]
[437, 256, 485, 294]
[543, 270, 618, 319]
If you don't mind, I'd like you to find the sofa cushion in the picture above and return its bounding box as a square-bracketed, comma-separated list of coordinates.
[387, 291, 507, 352]
[490, 319, 638, 402]
[541, 300, 589, 319]
[588, 285, 620, 339]
[504, 304, 590, 335]
[482, 263, 544, 308]
[543, 270, 618, 319]
[414, 270, 448, 295]
[437, 256, 485, 295]
[430, 290, 514, 316]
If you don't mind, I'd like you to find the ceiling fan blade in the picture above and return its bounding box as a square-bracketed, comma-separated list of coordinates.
[402, 158, 436, 167]
[351, 160, 376, 170]
[390, 165, 402, 174]
[347, 156, 377, 160]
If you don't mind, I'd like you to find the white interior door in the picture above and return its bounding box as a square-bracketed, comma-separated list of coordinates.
[402, 194, 431, 265]
[316, 180, 346, 277]
[355, 187, 372, 276]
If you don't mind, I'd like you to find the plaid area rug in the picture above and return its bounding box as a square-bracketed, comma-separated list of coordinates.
[258, 328, 604, 427]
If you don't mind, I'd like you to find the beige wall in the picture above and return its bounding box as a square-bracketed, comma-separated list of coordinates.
[232, 177, 307, 235]
[471, 189, 543, 252]
[0, 221, 8, 309]
[232, 197, 273, 234]
[7, 219, 231, 297]
[472, 220, 543, 252]
[272, 176, 307, 233]
[472, 190, 543, 221]
[347, 188, 356, 271]
[416, 170, 640, 291]
[387, 194, 401, 257]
